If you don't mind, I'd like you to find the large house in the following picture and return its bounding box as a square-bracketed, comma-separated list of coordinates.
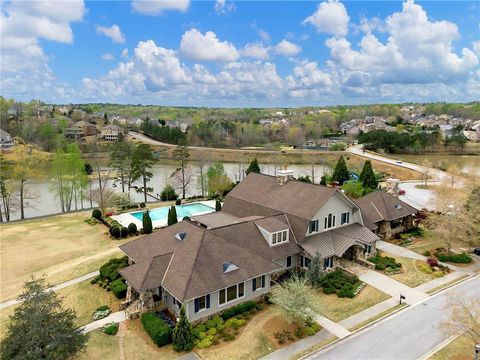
[101, 125, 124, 141]
[65, 121, 97, 139]
[354, 191, 418, 239]
[118, 170, 380, 323]
[0, 129, 15, 151]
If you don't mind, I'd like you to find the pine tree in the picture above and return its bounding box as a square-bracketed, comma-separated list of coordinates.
[168, 206, 178, 226]
[359, 160, 378, 190]
[172, 305, 194, 352]
[142, 211, 153, 234]
[331, 156, 349, 185]
[246, 158, 260, 175]
[1, 278, 88, 359]
[215, 199, 222, 211]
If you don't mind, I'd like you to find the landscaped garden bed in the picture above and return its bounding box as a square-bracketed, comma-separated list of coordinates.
[426, 248, 473, 264]
[318, 269, 365, 298]
[91, 256, 129, 299]
[368, 252, 403, 275]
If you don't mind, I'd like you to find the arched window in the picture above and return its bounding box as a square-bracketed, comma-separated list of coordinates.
[325, 213, 335, 229]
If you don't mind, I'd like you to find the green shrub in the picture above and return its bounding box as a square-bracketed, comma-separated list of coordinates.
[128, 223, 137, 234]
[96, 305, 110, 312]
[223, 333, 235, 341]
[368, 255, 401, 271]
[103, 322, 119, 335]
[304, 326, 315, 336]
[99, 257, 129, 282]
[319, 269, 360, 298]
[110, 278, 127, 299]
[90, 278, 97, 285]
[141, 313, 173, 347]
[192, 325, 206, 339]
[175, 199, 182, 205]
[221, 300, 256, 320]
[92, 209, 102, 220]
[311, 322, 321, 332]
[436, 252, 472, 264]
[295, 327, 303, 339]
[120, 226, 129, 238]
[323, 287, 336, 294]
[207, 328, 217, 336]
[196, 336, 213, 349]
[423, 251, 431, 257]
[110, 226, 121, 239]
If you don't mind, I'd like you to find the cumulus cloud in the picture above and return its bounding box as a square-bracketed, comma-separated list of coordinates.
[121, 48, 129, 58]
[132, 0, 189, 15]
[101, 53, 114, 61]
[180, 28, 239, 61]
[303, 0, 350, 37]
[273, 39, 302, 56]
[96, 24, 125, 43]
[241, 42, 270, 60]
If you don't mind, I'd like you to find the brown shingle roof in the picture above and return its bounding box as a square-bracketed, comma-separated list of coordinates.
[354, 191, 418, 225]
[191, 212, 241, 229]
[223, 173, 336, 220]
[255, 217, 289, 233]
[119, 219, 282, 302]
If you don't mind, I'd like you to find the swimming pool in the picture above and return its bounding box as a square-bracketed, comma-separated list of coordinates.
[130, 202, 215, 222]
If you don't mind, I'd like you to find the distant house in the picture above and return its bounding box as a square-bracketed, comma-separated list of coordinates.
[439, 124, 454, 138]
[101, 125, 124, 141]
[118, 171, 379, 323]
[7, 105, 22, 118]
[65, 121, 97, 139]
[0, 129, 15, 150]
[463, 130, 480, 142]
[354, 191, 419, 240]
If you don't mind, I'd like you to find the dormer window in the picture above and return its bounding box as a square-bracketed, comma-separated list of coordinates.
[324, 214, 335, 229]
[309, 220, 319, 233]
[272, 230, 288, 245]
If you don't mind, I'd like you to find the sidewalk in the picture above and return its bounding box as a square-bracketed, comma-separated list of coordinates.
[314, 315, 351, 339]
[80, 310, 127, 333]
[338, 297, 399, 330]
[0, 271, 99, 310]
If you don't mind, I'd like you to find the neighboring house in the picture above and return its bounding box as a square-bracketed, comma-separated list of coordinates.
[101, 125, 124, 141]
[354, 191, 419, 240]
[65, 121, 97, 139]
[0, 129, 15, 150]
[118, 170, 379, 323]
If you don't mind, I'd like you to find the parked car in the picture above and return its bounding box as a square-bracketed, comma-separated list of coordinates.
[396, 160, 403, 164]
[399, 189, 406, 195]
[473, 248, 480, 256]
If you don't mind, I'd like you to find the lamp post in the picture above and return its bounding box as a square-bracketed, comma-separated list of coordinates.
[474, 344, 479, 360]
[399, 294, 406, 305]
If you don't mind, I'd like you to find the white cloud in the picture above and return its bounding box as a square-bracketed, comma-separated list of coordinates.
[132, 0, 189, 15]
[352, 16, 384, 34]
[121, 48, 129, 58]
[96, 24, 125, 43]
[101, 53, 114, 61]
[214, 0, 235, 14]
[241, 42, 270, 60]
[303, 0, 350, 37]
[273, 39, 302, 56]
[180, 28, 239, 61]
[473, 41, 480, 56]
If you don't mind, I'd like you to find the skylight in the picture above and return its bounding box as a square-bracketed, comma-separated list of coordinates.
[223, 262, 239, 273]
[175, 232, 187, 241]
[395, 204, 402, 210]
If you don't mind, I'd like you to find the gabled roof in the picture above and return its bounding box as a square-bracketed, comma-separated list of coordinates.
[301, 223, 379, 258]
[119, 220, 282, 302]
[223, 173, 336, 220]
[354, 191, 418, 225]
[255, 217, 288, 233]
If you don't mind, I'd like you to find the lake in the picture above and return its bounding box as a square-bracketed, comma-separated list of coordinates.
[6, 161, 330, 220]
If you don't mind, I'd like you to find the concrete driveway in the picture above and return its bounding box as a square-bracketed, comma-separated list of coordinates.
[398, 181, 437, 211]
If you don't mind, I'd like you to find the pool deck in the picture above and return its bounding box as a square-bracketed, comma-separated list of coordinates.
[111, 200, 217, 230]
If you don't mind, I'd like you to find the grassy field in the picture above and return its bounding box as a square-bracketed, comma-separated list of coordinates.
[429, 335, 475, 360]
[0, 211, 133, 302]
[312, 285, 390, 322]
[76, 331, 120, 360]
[383, 252, 442, 288]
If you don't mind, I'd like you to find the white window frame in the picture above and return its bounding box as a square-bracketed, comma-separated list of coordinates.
[341, 212, 350, 225]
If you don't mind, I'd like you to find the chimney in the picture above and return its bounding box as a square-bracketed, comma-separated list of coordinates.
[277, 166, 294, 185]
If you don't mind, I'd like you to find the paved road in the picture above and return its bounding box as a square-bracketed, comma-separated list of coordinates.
[303, 274, 480, 360]
[398, 181, 437, 210]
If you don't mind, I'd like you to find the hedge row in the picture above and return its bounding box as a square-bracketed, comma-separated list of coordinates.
[221, 300, 256, 321]
[110, 278, 127, 299]
[141, 313, 173, 347]
[436, 252, 472, 264]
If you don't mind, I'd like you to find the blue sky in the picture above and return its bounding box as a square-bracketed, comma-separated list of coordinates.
[1, 0, 479, 107]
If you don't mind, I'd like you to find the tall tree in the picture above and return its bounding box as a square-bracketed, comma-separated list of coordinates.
[305, 253, 322, 288]
[172, 144, 191, 199]
[359, 160, 378, 190]
[168, 206, 178, 226]
[172, 305, 194, 352]
[207, 162, 232, 197]
[110, 141, 134, 193]
[1, 277, 87, 360]
[11, 145, 44, 219]
[142, 211, 153, 234]
[246, 158, 260, 175]
[440, 294, 480, 347]
[131, 144, 155, 203]
[331, 155, 349, 185]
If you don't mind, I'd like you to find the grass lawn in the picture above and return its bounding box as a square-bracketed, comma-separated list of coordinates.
[76, 331, 119, 360]
[430, 336, 475, 360]
[348, 304, 407, 331]
[0, 279, 121, 337]
[312, 285, 390, 322]
[382, 252, 443, 288]
[0, 211, 134, 302]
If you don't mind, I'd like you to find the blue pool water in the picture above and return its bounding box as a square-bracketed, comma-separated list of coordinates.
[130, 203, 214, 222]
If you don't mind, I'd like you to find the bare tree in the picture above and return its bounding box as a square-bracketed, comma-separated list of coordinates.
[440, 294, 480, 347]
[420, 159, 433, 186]
[89, 187, 116, 214]
[172, 144, 190, 199]
[170, 167, 193, 198]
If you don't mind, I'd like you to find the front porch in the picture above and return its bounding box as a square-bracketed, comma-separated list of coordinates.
[376, 215, 415, 239]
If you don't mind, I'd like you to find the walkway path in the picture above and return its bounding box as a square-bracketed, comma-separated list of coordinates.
[117, 321, 126, 360]
[313, 315, 351, 339]
[0, 271, 99, 310]
[80, 311, 127, 333]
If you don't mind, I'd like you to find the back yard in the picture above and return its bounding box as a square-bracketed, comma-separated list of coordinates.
[0, 211, 132, 302]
